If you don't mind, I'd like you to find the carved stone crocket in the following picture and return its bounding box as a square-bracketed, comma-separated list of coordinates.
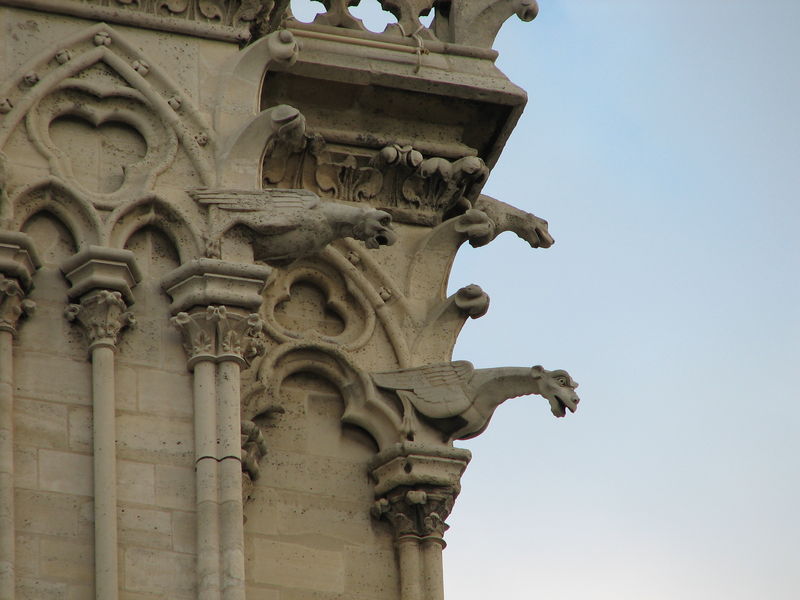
[372, 362, 579, 443]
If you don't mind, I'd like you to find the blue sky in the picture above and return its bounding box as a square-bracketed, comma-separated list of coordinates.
[445, 2, 800, 598]
[291, 1, 800, 597]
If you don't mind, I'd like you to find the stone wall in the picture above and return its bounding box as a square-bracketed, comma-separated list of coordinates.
[0, 2, 579, 599]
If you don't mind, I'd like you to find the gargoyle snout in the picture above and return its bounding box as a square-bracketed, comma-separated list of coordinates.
[375, 228, 397, 247]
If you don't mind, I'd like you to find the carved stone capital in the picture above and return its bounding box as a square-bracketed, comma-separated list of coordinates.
[0, 275, 35, 335]
[65, 290, 134, 351]
[171, 306, 266, 369]
[0, 232, 40, 335]
[372, 485, 457, 542]
[61, 246, 142, 305]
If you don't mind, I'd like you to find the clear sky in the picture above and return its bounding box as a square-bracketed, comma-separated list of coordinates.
[445, 2, 800, 599]
[292, 1, 800, 598]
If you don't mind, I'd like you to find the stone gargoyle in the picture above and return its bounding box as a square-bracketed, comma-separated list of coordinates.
[470, 194, 555, 249]
[194, 188, 397, 264]
[372, 362, 579, 443]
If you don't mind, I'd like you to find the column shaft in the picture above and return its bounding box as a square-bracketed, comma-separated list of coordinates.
[218, 359, 245, 600]
[91, 344, 119, 600]
[194, 359, 221, 600]
[421, 538, 445, 600]
[397, 537, 423, 600]
[0, 330, 15, 600]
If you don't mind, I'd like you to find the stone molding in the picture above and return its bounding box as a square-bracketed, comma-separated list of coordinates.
[0, 231, 41, 292]
[0, 0, 258, 43]
[0, 231, 40, 335]
[61, 246, 142, 304]
[161, 258, 272, 314]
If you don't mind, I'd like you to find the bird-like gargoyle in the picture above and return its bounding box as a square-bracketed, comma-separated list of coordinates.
[196, 189, 398, 265]
[372, 361, 579, 443]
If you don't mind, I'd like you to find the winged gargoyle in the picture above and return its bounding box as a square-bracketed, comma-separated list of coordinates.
[372, 361, 579, 443]
[192, 188, 397, 265]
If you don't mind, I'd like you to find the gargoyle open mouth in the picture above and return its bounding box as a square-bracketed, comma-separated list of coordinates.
[367, 230, 397, 249]
[554, 395, 578, 415]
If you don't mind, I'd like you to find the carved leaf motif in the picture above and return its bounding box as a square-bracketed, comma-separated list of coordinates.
[198, 0, 225, 20]
[315, 155, 384, 204]
[233, 0, 264, 22]
[159, 0, 190, 14]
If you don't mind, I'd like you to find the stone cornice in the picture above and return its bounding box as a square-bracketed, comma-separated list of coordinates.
[0, 231, 41, 293]
[0, 0, 256, 43]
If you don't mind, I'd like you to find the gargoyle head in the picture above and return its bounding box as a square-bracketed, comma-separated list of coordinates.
[531, 365, 580, 417]
[352, 209, 398, 249]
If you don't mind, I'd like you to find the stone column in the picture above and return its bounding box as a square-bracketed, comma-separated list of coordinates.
[0, 232, 40, 600]
[370, 444, 471, 600]
[62, 247, 141, 600]
[163, 259, 271, 600]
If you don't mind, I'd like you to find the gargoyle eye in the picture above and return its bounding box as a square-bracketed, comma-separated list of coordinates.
[556, 377, 568, 386]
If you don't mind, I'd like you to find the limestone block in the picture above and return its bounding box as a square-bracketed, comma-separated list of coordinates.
[154, 464, 195, 511]
[39, 537, 93, 583]
[116, 364, 138, 411]
[66, 405, 91, 452]
[14, 534, 37, 578]
[170, 510, 196, 554]
[272, 490, 381, 547]
[38, 449, 92, 497]
[118, 505, 172, 550]
[250, 538, 345, 593]
[136, 368, 193, 417]
[243, 587, 280, 600]
[12, 444, 37, 489]
[117, 460, 156, 506]
[14, 398, 68, 450]
[123, 547, 195, 596]
[14, 353, 91, 406]
[116, 413, 193, 465]
[15, 577, 67, 600]
[15, 490, 84, 537]
[344, 546, 399, 597]
[258, 449, 373, 502]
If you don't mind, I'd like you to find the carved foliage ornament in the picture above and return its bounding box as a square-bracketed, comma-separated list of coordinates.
[260, 109, 488, 225]
[0, 275, 35, 335]
[371, 486, 456, 540]
[171, 305, 266, 368]
[65, 289, 134, 350]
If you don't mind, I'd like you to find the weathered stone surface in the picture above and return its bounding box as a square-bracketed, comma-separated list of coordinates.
[2, 2, 581, 599]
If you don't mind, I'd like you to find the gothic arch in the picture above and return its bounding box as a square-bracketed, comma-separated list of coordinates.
[251, 342, 402, 451]
[0, 23, 215, 207]
[107, 196, 203, 263]
[11, 178, 101, 247]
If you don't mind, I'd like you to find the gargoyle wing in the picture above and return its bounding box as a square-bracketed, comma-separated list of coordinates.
[192, 189, 321, 235]
[372, 361, 474, 419]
